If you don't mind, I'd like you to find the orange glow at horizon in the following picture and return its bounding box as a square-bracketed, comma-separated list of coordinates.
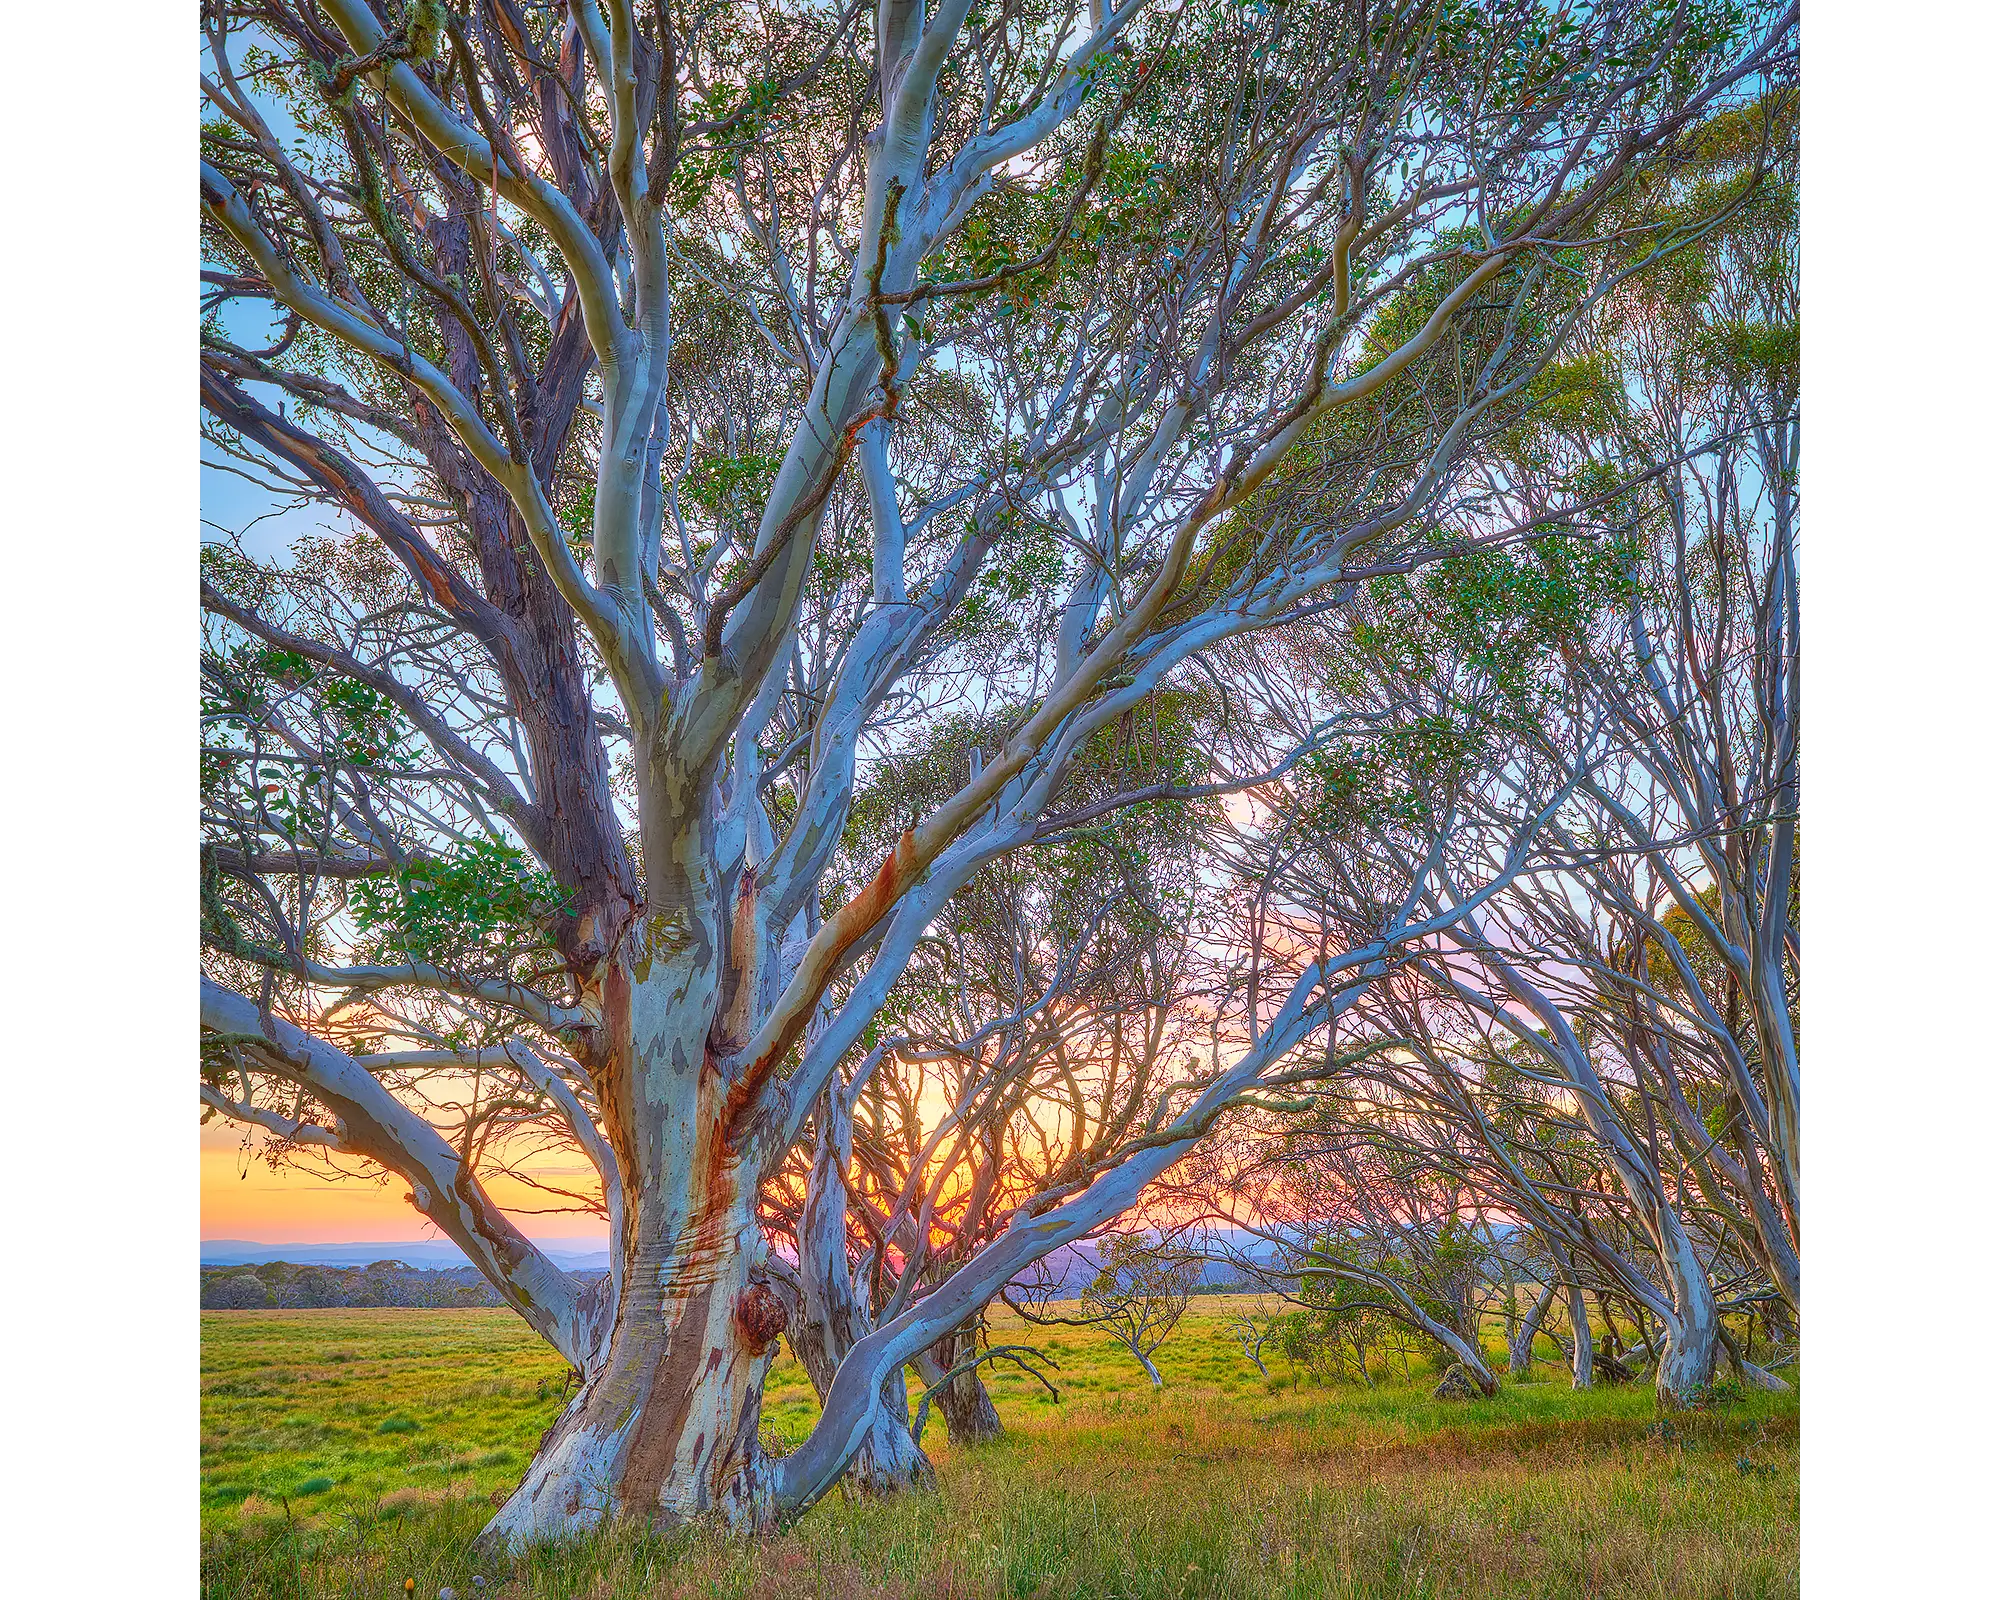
[199, 1120, 608, 1246]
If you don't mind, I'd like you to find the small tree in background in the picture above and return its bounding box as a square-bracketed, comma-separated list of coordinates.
[1225, 1306, 1284, 1379]
[1080, 1235, 1201, 1388]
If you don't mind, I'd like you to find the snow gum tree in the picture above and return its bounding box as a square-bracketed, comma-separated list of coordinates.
[199, 0, 1794, 1545]
[1075, 1233, 1202, 1386]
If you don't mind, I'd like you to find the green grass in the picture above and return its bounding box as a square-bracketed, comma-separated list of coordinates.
[201, 1299, 1797, 1599]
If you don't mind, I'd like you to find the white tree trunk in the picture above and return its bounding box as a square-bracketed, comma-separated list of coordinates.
[1509, 1281, 1557, 1379]
[481, 1188, 782, 1547]
[1652, 1234, 1722, 1407]
[481, 954, 789, 1548]
[1653, 1301, 1720, 1407]
[792, 1106, 932, 1495]
[1566, 1280, 1594, 1390]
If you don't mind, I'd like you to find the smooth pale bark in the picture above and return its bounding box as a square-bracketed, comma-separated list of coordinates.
[771, 895, 1522, 1509]
[1646, 1247, 1721, 1407]
[200, 981, 600, 1366]
[1651, 1302, 1720, 1405]
[1566, 1280, 1594, 1390]
[483, 1186, 780, 1545]
[214, 743, 1468, 1542]
[1509, 1281, 1558, 1379]
[791, 1108, 932, 1494]
[1301, 1258, 1500, 1399]
[485, 800, 1539, 1530]
[479, 946, 791, 1544]
[199, 1, 1799, 1537]
[1566, 417, 1799, 1306]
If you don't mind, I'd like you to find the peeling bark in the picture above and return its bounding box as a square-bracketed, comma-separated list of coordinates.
[482, 1206, 780, 1546]
[482, 936, 791, 1547]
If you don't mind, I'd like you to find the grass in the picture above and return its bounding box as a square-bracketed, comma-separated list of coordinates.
[201, 1298, 1797, 1599]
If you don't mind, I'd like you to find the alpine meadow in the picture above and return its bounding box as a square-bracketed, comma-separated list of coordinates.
[198, 0, 1801, 1592]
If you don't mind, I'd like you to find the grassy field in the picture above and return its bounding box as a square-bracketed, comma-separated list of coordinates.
[201, 1298, 1797, 1599]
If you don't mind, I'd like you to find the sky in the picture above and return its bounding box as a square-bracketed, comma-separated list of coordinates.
[199, 144, 596, 1246]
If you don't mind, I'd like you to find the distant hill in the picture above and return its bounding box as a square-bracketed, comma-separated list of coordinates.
[1026, 1231, 1285, 1294]
[200, 1257, 607, 1311]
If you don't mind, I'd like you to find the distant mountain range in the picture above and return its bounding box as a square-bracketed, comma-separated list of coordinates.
[200, 1238, 611, 1270]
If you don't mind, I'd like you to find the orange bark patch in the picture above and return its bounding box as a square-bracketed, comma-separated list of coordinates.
[727, 830, 915, 1136]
